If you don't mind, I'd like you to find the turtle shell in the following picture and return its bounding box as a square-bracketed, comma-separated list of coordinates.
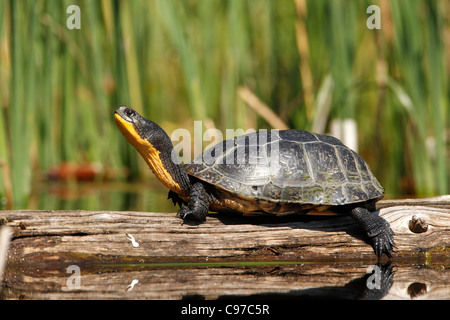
[184, 130, 384, 207]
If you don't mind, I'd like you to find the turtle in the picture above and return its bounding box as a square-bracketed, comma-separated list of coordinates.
[114, 105, 395, 258]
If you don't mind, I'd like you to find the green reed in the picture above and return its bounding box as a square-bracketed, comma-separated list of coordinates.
[0, 0, 448, 209]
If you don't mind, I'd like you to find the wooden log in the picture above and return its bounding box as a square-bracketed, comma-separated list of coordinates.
[1, 196, 448, 264]
[0, 196, 448, 299]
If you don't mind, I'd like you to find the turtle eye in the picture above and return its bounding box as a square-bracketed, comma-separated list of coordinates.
[125, 108, 136, 118]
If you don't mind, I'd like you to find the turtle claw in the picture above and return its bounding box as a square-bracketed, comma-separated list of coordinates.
[176, 206, 191, 220]
[176, 206, 206, 222]
[176, 207, 195, 226]
[371, 228, 396, 259]
[176, 182, 210, 222]
[351, 207, 396, 259]
[371, 226, 396, 259]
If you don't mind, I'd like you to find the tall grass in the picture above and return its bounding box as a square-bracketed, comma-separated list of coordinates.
[386, 0, 448, 195]
[0, 0, 448, 210]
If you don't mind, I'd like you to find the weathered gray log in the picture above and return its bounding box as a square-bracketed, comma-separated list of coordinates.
[1, 197, 450, 260]
[1, 196, 449, 264]
[0, 196, 448, 299]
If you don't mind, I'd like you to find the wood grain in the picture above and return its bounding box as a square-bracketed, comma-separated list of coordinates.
[1, 196, 448, 264]
[0, 196, 448, 299]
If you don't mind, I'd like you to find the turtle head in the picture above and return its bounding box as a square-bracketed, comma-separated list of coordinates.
[115, 106, 172, 154]
[114, 106, 190, 196]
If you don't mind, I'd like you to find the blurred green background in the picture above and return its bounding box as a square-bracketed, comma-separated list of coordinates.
[0, 0, 448, 211]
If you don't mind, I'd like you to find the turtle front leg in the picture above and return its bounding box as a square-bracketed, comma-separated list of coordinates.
[177, 182, 210, 221]
[350, 207, 396, 259]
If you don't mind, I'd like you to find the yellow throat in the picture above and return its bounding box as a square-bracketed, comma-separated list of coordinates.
[114, 113, 182, 194]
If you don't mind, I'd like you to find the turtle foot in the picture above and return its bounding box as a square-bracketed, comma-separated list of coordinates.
[176, 182, 210, 223]
[176, 206, 207, 222]
[370, 224, 396, 259]
[351, 207, 396, 259]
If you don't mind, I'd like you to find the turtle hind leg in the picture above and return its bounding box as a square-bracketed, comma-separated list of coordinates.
[350, 207, 396, 259]
[177, 182, 210, 222]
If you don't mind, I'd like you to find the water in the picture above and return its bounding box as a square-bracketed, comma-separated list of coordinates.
[2, 260, 448, 299]
[29, 180, 177, 213]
